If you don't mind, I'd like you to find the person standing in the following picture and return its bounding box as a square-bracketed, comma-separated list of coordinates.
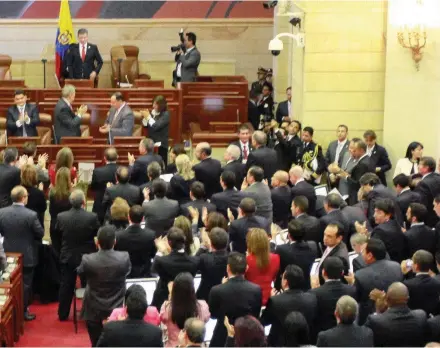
[175, 32, 201, 83]
[275, 86, 292, 123]
[0, 186, 44, 321]
[0, 147, 21, 208]
[6, 89, 40, 137]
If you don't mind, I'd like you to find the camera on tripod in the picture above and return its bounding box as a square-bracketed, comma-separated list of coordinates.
[171, 29, 186, 53]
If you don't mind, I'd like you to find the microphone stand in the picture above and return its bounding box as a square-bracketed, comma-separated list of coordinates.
[41, 58, 47, 88]
[117, 58, 123, 88]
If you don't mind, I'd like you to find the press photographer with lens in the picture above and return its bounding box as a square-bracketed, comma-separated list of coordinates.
[172, 30, 201, 86]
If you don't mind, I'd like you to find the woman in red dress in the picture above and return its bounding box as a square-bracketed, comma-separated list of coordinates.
[245, 228, 280, 306]
[48, 147, 77, 186]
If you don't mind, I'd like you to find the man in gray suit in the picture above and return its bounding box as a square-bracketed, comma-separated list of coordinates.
[242, 166, 273, 222]
[175, 32, 201, 83]
[0, 186, 44, 321]
[99, 92, 134, 144]
[77, 225, 131, 347]
[142, 179, 179, 237]
[325, 124, 350, 168]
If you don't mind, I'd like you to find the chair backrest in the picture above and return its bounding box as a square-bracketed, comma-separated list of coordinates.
[110, 45, 140, 83]
[0, 55, 12, 80]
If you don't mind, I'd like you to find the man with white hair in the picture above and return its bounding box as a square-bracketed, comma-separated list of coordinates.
[223, 144, 245, 188]
[290, 165, 317, 216]
[193, 142, 222, 198]
[53, 84, 87, 143]
[245, 130, 278, 183]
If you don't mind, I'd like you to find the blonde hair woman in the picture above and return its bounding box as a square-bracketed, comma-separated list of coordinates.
[109, 197, 130, 232]
[49, 147, 77, 186]
[169, 154, 196, 205]
[245, 228, 280, 306]
[173, 215, 200, 255]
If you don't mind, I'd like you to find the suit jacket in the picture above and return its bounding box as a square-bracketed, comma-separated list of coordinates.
[371, 220, 407, 263]
[341, 205, 369, 247]
[296, 213, 321, 246]
[318, 242, 350, 285]
[168, 175, 195, 205]
[317, 323, 374, 347]
[325, 139, 350, 168]
[247, 100, 260, 131]
[365, 306, 428, 347]
[53, 98, 82, 142]
[367, 144, 392, 186]
[319, 209, 350, 245]
[275, 132, 300, 169]
[222, 159, 245, 188]
[97, 319, 163, 347]
[209, 276, 262, 348]
[193, 158, 222, 198]
[66, 43, 103, 79]
[6, 103, 39, 137]
[352, 254, 367, 272]
[115, 224, 156, 278]
[228, 215, 271, 254]
[181, 199, 216, 228]
[77, 249, 131, 321]
[142, 110, 169, 148]
[428, 315, 440, 342]
[129, 153, 164, 186]
[261, 289, 317, 347]
[245, 146, 278, 183]
[415, 172, 440, 227]
[102, 183, 142, 218]
[57, 208, 100, 266]
[152, 251, 199, 309]
[0, 164, 21, 208]
[366, 184, 403, 227]
[404, 274, 440, 315]
[229, 140, 254, 164]
[355, 259, 403, 324]
[396, 189, 421, 226]
[274, 241, 318, 290]
[406, 223, 436, 256]
[271, 186, 292, 228]
[196, 249, 228, 302]
[210, 189, 245, 219]
[106, 104, 134, 144]
[0, 204, 44, 267]
[142, 197, 179, 237]
[245, 182, 273, 222]
[310, 280, 357, 335]
[275, 99, 290, 123]
[90, 163, 119, 223]
[178, 47, 201, 82]
[346, 155, 371, 205]
[292, 180, 317, 216]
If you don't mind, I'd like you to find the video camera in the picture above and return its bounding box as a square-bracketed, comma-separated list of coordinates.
[171, 29, 186, 53]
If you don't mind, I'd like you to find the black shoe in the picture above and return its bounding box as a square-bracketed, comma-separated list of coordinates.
[24, 312, 36, 321]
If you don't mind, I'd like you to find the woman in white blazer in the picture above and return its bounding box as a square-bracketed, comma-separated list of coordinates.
[393, 141, 424, 178]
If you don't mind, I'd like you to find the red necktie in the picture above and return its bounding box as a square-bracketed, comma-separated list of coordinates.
[243, 144, 248, 160]
[81, 45, 86, 62]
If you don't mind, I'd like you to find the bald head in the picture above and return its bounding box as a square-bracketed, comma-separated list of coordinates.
[289, 165, 304, 185]
[195, 142, 211, 160]
[104, 147, 118, 162]
[184, 318, 206, 344]
[272, 170, 289, 187]
[225, 144, 240, 161]
[386, 282, 409, 307]
[252, 130, 267, 148]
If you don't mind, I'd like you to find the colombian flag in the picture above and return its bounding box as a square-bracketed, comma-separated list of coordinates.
[55, 0, 76, 80]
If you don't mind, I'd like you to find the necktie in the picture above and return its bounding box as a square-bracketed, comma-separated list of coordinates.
[243, 144, 248, 160]
[81, 45, 86, 62]
[111, 108, 121, 127]
[20, 107, 27, 136]
[410, 162, 416, 175]
[335, 143, 343, 165]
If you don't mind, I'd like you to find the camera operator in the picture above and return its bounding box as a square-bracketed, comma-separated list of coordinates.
[174, 32, 201, 84]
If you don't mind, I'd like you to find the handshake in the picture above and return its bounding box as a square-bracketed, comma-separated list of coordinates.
[76, 105, 88, 117]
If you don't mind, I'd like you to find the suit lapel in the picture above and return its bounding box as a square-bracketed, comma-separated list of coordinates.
[85, 44, 92, 61]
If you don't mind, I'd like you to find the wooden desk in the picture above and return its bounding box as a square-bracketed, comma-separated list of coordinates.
[3, 253, 23, 339]
[0, 295, 14, 347]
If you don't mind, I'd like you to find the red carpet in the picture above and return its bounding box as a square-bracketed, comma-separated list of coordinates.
[16, 302, 91, 347]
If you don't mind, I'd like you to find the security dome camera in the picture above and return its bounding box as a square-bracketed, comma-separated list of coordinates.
[268, 38, 283, 56]
[271, 50, 281, 56]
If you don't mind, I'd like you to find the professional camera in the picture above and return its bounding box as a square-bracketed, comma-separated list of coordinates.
[170, 28, 186, 53]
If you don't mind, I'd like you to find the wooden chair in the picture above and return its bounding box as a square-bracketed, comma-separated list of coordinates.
[0, 55, 12, 80]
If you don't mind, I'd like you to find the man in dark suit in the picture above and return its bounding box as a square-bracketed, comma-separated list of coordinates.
[181, 181, 216, 228]
[393, 174, 421, 227]
[210, 171, 245, 219]
[53, 84, 87, 143]
[193, 142, 222, 198]
[340, 201, 370, 248]
[350, 233, 369, 272]
[245, 130, 278, 182]
[223, 144, 245, 187]
[261, 265, 317, 347]
[228, 197, 271, 254]
[297, 126, 326, 185]
[243, 166, 273, 222]
[102, 166, 142, 219]
[196, 227, 229, 302]
[415, 156, 440, 227]
[90, 147, 119, 224]
[291, 196, 320, 247]
[174, 32, 201, 83]
[77, 225, 131, 347]
[271, 171, 292, 228]
[115, 205, 156, 278]
[142, 179, 179, 237]
[275, 86, 292, 123]
[272, 127, 294, 171]
[0, 147, 21, 208]
[57, 190, 100, 321]
[209, 252, 262, 348]
[257, 82, 274, 123]
[310, 257, 356, 337]
[320, 193, 350, 245]
[325, 125, 350, 168]
[353, 238, 403, 325]
[230, 123, 253, 164]
[290, 165, 317, 216]
[317, 295, 373, 347]
[250, 66, 268, 94]
[97, 288, 162, 347]
[151, 228, 199, 309]
[405, 203, 436, 256]
[0, 186, 44, 321]
[365, 282, 429, 347]
[248, 90, 261, 131]
[100, 92, 134, 144]
[66, 28, 103, 83]
[6, 89, 40, 137]
[274, 220, 318, 290]
[364, 130, 392, 186]
[129, 138, 164, 186]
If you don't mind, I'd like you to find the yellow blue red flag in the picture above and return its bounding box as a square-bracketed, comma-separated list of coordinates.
[55, 0, 76, 80]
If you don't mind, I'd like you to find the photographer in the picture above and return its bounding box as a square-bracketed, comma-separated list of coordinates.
[174, 32, 201, 84]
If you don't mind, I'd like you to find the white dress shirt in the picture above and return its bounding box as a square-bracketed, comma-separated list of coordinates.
[176, 47, 195, 78]
[334, 139, 348, 165]
[15, 104, 30, 129]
